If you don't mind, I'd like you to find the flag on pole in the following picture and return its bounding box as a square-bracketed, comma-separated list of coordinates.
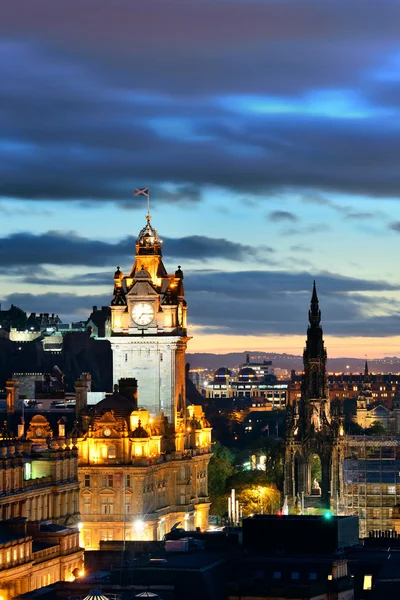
[134, 188, 149, 197]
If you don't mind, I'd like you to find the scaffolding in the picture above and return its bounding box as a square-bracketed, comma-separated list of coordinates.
[343, 435, 400, 537]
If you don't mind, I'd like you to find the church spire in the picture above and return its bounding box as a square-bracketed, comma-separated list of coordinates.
[363, 358, 371, 387]
[308, 280, 321, 327]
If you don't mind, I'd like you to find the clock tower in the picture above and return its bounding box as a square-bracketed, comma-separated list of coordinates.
[110, 214, 188, 428]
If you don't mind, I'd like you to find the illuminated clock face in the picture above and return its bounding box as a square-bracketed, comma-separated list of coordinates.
[35, 428, 43, 437]
[103, 428, 111, 437]
[132, 302, 154, 326]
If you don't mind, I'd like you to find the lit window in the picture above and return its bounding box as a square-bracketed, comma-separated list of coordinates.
[101, 497, 114, 515]
[328, 574, 332, 580]
[388, 486, 396, 495]
[291, 572, 299, 580]
[108, 446, 116, 459]
[363, 575, 372, 590]
[24, 463, 32, 480]
[83, 496, 92, 515]
[273, 572, 281, 579]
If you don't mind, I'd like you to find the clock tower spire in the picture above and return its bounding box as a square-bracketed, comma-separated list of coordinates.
[110, 206, 188, 430]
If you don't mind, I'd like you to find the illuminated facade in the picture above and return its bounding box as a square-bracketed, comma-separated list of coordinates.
[77, 212, 212, 549]
[109, 214, 187, 427]
[0, 400, 83, 599]
[205, 359, 287, 413]
[205, 366, 287, 408]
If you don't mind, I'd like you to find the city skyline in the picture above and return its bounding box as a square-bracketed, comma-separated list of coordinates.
[2, 1, 400, 357]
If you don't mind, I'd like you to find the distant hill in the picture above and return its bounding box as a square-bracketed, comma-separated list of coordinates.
[186, 352, 400, 374]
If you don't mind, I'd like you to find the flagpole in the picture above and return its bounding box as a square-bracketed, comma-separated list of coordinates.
[134, 187, 151, 219]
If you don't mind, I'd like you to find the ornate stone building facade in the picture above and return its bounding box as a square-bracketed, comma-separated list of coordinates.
[77, 212, 212, 549]
[110, 214, 187, 427]
[284, 283, 344, 511]
[0, 388, 83, 599]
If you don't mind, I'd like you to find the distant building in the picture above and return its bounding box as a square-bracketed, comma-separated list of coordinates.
[0, 304, 28, 332]
[85, 306, 111, 339]
[12, 367, 69, 404]
[205, 362, 287, 409]
[290, 369, 400, 407]
[187, 368, 204, 393]
[242, 354, 274, 377]
[355, 362, 400, 432]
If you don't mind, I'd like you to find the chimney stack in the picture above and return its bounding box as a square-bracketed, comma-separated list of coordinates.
[6, 380, 19, 414]
[75, 373, 91, 419]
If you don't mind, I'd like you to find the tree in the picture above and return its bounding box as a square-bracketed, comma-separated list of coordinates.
[246, 435, 284, 490]
[227, 470, 281, 517]
[346, 420, 364, 435]
[367, 420, 387, 435]
[208, 442, 237, 520]
[212, 440, 236, 463]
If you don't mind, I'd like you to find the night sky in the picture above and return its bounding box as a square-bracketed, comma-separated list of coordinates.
[2, 1, 400, 357]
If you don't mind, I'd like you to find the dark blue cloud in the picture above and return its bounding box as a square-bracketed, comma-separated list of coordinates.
[0, 231, 271, 268]
[269, 211, 298, 222]
[0, 2, 400, 204]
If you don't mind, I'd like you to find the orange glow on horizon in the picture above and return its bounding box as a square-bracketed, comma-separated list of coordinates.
[187, 330, 400, 359]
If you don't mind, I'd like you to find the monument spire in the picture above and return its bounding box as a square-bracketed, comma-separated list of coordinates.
[309, 280, 321, 327]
